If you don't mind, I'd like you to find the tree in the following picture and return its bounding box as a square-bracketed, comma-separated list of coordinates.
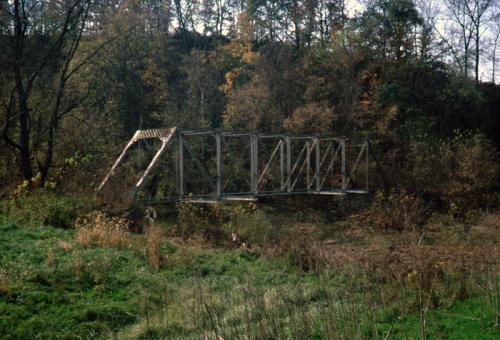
[487, 6, 499, 83]
[463, 0, 494, 84]
[441, 0, 494, 82]
[0, 0, 94, 182]
[358, 0, 423, 63]
[441, 0, 475, 77]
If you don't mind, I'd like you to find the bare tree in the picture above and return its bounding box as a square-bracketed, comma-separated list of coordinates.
[463, 0, 494, 83]
[486, 5, 499, 83]
[0, 0, 122, 182]
[439, 0, 494, 82]
[415, 0, 440, 59]
[442, 0, 475, 77]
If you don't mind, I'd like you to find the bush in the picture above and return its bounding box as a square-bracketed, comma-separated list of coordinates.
[176, 202, 227, 243]
[1, 191, 94, 228]
[353, 190, 426, 232]
[439, 132, 499, 212]
[176, 202, 273, 247]
[407, 131, 499, 214]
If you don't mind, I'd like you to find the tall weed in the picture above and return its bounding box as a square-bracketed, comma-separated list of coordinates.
[75, 211, 130, 249]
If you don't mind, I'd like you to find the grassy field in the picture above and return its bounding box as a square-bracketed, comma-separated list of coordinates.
[1, 209, 499, 339]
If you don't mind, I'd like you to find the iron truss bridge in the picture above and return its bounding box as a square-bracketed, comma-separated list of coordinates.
[98, 127, 385, 203]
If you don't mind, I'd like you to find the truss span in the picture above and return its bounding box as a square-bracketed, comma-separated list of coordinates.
[98, 128, 384, 203]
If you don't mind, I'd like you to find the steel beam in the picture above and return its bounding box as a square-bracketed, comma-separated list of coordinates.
[134, 128, 177, 192]
[345, 143, 367, 188]
[341, 139, 347, 192]
[258, 139, 283, 189]
[286, 135, 291, 192]
[280, 139, 285, 190]
[215, 132, 222, 199]
[178, 134, 217, 193]
[250, 135, 258, 193]
[98, 134, 137, 191]
[179, 134, 184, 196]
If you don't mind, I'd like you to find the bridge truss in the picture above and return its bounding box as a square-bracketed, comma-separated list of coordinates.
[98, 127, 384, 203]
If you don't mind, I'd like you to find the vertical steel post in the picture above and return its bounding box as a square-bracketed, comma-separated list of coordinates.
[306, 140, 311, 190]
[250, 135, 254, 193]
[286, 135, 291, 192]
[315, 138, 320, 191]
[179, 134, 184, 196]
[250, 135, 258, 193]
[365, 141, 369, 190]
[341, 139, 347, 191]
[255, 136, 258, 193]
[215, 132, 222, 199]
[280, 139, 285, 191]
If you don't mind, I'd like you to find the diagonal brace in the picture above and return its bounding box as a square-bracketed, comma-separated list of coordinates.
[133, 128, 177, 194]
[178, 134, 218, 193]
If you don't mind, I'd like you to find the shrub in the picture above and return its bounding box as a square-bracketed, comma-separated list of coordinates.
[353, 190, 426, 232]
[222, 203, 273, 246]
[176, 202, 274, 247]
[176, 202, 226, 243]
[407, 131, 499, 214]
[71, 253, 114, 285]
[282, 229, 326, 272]
[439, 132, 499, 212]
[1, 191, 94, 228]
[75, 211, 130, 249]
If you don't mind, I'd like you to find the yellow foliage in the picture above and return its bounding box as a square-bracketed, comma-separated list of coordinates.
[283, 102, 335, 134]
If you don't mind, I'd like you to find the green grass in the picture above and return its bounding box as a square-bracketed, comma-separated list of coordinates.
[379, 298, 499, 339]
[0, 215, 306, 338]
[0, 215, 499, 339]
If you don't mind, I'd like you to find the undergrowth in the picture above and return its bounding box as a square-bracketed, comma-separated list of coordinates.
[0, 190, 95, 228]
[0, 213, 499, 339]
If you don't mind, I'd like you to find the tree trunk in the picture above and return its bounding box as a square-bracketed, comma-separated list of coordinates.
[13, 0, 33, 180]
[493, 37, 498, 83]
[18, 95, 33, 180]
[475, 26, 480, 84]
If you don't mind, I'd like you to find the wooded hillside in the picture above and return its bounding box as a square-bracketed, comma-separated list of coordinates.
[1, 0, 499, 210]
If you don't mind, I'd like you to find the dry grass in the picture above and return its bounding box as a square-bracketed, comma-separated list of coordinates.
[75, 211, 131, 249]
[72, 255, 86, 281]
[145, 225, 163, 270]
[59, 240, 74, 251]
[45, 247, 55, 266]
[0, 270, 6, 295]
[261, 211, 500, 284]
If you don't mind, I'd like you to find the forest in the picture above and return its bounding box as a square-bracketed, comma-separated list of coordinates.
[0, 0, 500, 338]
